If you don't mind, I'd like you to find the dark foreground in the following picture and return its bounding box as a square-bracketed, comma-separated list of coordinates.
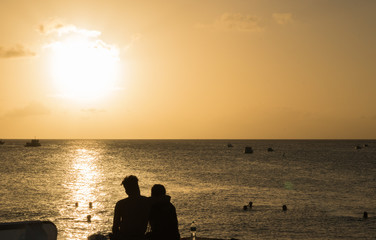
[181, 238, 231, 240]
[0, 221, 233, 240]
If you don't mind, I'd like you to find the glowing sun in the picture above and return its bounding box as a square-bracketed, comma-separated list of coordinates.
[50, 34, 119, 100]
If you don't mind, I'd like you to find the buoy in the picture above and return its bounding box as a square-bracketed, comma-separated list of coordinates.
[249, 201, 253, 208]
[245, 146, 253, 154]
[87, 215, 92, 222]
[89, 202, 93, 208]
[363, 211, 368, 219]
[243, 205, 248, 211]
[75, 202, 78, 207]
[282, 205, 287, 211]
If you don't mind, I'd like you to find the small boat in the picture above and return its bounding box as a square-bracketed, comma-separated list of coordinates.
[0, 140, 4, 145]
[267, 147, 274, 152]
[355, 145, 362, 150]
[25, 139, 41, 147]
[227, 143, 233, 148]
[245, 146, 253, 154]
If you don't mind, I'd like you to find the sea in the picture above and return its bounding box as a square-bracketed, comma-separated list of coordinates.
[0, 139, 376, 240]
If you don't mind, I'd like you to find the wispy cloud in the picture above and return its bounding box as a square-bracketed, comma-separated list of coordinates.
[198, 13, 263, 32]
[364, 114, 376, 121]
[38, 18, 101, 37]
[81, 108, 106, 114]
[41, 18, 119, 60]
[124, 33, 142, 51]
[0, 45, 36, 58]
[4, 102, 50, 118]
[273, 13, 294, 25]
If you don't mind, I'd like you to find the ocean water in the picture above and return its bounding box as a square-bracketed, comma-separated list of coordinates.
[0, 139, 376, 240]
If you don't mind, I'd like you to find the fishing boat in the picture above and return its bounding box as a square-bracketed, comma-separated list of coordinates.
[25, 139, 41, 147]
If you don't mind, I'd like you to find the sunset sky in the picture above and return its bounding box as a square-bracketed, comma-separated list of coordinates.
[1, 0, 375, 139]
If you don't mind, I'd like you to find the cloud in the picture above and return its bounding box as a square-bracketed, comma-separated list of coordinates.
[273, 13, 294, 25]
[4, 102, 50, 118]
[124, 33, 142, 51]
[0, 45, 36, 58]
[41, 18, 119, 59]
[198, 13, 263, 32]
[38, 18, 101, 37]
[362, 114, 376, 121]
[81, 108, 106, 113]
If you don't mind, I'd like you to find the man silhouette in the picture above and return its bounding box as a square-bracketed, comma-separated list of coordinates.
[112, 175, 151, 240]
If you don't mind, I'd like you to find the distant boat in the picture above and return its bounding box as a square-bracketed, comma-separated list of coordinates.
[227, 143, 233, 148]
[25, 139, 41, 147]
[0, 140, 4, 145]
[355, 145, 362, 150]
[267, 147, 274, 152]
[245, 146, 253, 154]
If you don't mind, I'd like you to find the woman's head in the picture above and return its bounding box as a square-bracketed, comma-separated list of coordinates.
[151, 184, 166, 197]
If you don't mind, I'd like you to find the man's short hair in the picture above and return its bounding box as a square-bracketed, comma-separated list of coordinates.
[151, 184, 166, 197]
[121, 175, 140, 195]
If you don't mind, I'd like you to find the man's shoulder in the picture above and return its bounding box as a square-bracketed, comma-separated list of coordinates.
[139, 195, 152, 204]
[116, 195, 151, 205]
[115, 198, 128, 206]
[116, 198, 127, 203]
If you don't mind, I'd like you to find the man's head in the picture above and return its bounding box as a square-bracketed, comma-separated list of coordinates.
[121, 175, 140, 196]
[151, 184, 166, 197]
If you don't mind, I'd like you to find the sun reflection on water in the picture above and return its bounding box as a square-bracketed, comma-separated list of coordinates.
[60, 148, 105, 240]
[71, 149, 98, 204]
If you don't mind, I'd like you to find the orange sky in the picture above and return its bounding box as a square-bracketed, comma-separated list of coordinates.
[1, 0, 375, 139]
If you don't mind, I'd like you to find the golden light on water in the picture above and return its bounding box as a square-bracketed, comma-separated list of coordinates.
[71, 149, 98, 204]
[61, 148, 104, 240]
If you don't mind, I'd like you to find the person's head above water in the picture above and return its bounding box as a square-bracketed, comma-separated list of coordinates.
[151, 184, 166, 197]
[121, 175, 140, 196]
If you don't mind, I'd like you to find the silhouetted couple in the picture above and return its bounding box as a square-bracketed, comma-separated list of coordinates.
[111, 175, 180, 240]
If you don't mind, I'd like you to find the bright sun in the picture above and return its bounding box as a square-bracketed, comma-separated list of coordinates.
[50, 35, 119, 100]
